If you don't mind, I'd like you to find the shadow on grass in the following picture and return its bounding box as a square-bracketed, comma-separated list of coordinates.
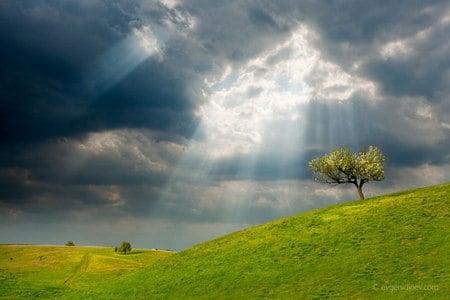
[116, 251, 145, 255]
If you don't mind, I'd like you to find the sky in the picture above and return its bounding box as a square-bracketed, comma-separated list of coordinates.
[1, 0, 450, 250]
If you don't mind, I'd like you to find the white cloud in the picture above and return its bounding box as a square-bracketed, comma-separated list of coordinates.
[380, 6, 450, 61]
[159, 0, 180, 9]
[194, 25, 376, 159]
[77, 129, 183, 174]
[133, 26, 163, 59]
[398, 97, 448, 145]
[380, 39, 412, 60]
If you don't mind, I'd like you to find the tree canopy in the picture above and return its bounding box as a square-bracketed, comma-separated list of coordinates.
[308, 146, 386, 199]
[117, 241, 132, 254]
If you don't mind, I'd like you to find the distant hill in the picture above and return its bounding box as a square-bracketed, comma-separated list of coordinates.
[1, 182, 449, 299]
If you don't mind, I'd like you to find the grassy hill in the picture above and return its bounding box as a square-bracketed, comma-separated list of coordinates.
[1, 182, 449, 299]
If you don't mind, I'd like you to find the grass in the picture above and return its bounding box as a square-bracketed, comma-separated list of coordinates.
[0, 245, 173, 299]
[1, 182, 449, 299]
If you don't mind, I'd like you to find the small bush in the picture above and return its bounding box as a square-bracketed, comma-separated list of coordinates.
[117, 241, 132, 254]
[65, 241, 75, 246]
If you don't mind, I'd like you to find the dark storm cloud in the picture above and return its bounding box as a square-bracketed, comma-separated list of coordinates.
[0, 0, 201, 145]
[0, 168, 34, 203]
[84, 59, 200, 137]
[0, 129, 184, 215]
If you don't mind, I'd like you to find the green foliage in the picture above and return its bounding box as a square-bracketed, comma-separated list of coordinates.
[355, 146, 385, 181]
[117, 241, 132, 254]
[1, 182, 448, 299]
[65, 241, 75, 246]
[309, 146, 386, 199]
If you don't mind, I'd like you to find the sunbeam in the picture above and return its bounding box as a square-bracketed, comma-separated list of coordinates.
[150, 24, 379, 245]
[87, 26, 163, 93]
[154, 26, 316, 226]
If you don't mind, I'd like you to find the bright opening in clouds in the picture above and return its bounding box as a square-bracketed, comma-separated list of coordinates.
[1, 1, 449, 250]
[198, 25, 377, 159]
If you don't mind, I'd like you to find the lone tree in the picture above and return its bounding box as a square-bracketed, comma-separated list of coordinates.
[117, 241, 132, 254]
[308, 146, 386, 200]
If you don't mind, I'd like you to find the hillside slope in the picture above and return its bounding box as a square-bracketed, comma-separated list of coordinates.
[96, 183, 450, 299]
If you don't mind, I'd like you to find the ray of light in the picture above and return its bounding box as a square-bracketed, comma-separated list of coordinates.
[86, 26, 163, 94]
[151, 25, 379, 243]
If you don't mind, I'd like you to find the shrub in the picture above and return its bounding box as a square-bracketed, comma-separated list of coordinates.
[117, 241, 132, 254]
[65, 241, 75, 246]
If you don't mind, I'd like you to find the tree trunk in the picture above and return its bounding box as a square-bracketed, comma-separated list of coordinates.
[355, 184, 365, 200]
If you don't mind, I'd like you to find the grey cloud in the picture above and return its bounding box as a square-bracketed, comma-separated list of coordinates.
[357, 99, 450, 167]
[0, 130, 185, 218]
[363, 24, 450, 101]
[180, 1, 295, 64]
[147, 177, 333, 224]
[259, 0, 450, 103]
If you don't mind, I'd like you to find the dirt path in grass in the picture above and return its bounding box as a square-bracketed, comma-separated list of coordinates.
[64, 253, 90, 286]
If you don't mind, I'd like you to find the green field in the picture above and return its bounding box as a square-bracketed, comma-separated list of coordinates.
[0, 245, 173, 298]
[1, 182, 449, 299]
